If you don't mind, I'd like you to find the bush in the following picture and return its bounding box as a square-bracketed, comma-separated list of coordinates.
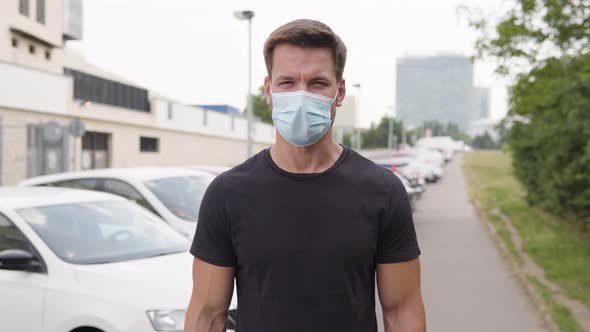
[507, 55, 590, 219]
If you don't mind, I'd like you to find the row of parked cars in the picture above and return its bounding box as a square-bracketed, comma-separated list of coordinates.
[0, 166, 237, 332]
[372, 136, 466, 212]
[0, 140, 463, 332]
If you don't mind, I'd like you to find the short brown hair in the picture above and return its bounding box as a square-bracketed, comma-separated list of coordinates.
[263, 19, 347, 81]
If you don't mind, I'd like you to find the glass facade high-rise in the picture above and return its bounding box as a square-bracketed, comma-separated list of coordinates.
[396, 55, 482, 130]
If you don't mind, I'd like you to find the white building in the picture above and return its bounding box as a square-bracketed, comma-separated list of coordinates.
[333, 94, 360, 145]
[0, 0, 275, 186]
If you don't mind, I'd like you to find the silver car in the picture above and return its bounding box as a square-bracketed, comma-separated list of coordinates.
[19, 167, 215, 239]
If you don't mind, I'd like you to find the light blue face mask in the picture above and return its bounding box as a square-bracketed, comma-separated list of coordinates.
[271, 88, 338, 147]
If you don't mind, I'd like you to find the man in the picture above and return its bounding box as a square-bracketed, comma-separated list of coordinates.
[185, 19, 425, 332]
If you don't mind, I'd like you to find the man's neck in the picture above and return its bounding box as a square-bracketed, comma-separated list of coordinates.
[269, 130, 344, 174]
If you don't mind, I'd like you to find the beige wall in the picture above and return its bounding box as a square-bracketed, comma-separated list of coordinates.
[0, 0, 64, 74]
[0, 107, 270, 186]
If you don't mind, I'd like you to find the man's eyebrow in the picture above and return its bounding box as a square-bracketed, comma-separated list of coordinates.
[310, 75, 331, 81]
[274, 75, 295, 81]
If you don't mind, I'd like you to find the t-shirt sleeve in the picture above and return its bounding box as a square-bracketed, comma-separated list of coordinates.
[190, 178, 237, 267]
[376, 174, 421, 264]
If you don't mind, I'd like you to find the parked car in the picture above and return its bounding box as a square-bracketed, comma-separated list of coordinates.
[376, 160, 423, 206]
[411, 146, 445, 168]
[19, 168, 215, 239]
[395, 172, 418, 212]
[375, 158, 426, 194]
[391, 150, 444, 183]
[415, 136, 457, 163]
[186, 165, 232, 176]
[0, 187, 238, 332]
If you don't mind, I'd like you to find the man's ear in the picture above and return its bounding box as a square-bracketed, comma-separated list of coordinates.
[336, 79, 346, 107]
[264, 77, 272, 105]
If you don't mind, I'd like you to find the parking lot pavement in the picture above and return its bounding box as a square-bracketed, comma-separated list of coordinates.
[375, 153, 548, 332]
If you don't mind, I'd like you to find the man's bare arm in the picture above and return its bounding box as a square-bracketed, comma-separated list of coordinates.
[377, 257, 425, 332]
[184, 257, 235, 332]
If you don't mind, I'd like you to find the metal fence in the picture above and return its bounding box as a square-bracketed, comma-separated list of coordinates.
[0, 117, 70, 186]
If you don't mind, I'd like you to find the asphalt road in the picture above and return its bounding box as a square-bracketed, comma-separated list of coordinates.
[374, 153, 548, 332]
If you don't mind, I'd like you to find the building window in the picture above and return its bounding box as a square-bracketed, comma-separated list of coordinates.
[11, 38, 18, 48]
[167, 103, 173, 120]
[36, 0, 46, 24]
[45, 50, 51, 60]
[82, 132, 110, 169]
[64, 68, 151, 112]
[140, 137, 159, 153]
[29, 44, 35, 54]
[19, 0, 29, 16]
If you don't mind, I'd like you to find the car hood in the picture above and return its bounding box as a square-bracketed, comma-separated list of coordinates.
[73, 251, 237, 310]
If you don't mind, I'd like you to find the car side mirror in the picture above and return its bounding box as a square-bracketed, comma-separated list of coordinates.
[0, 249, 42, 272]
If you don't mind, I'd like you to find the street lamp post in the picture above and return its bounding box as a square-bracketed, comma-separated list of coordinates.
[352, 83, 361, 150]
[234, 10, 255, 158]
[386, 106, 395, 150]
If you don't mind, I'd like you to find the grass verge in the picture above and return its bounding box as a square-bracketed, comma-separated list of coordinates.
[527, 276, 583, 332]
[463, 150, 590, 330]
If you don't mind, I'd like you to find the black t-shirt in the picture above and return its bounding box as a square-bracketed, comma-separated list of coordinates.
[190, 146, 420, 332]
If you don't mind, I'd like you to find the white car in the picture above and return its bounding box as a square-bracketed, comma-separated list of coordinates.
[412, 146, 445, 168]
[186, 165, 232, 176]
[392, 150, 444, 182]
[0, 187, 238, 332]
[19, 168, 216, 239]
[416, 136, 456, 162]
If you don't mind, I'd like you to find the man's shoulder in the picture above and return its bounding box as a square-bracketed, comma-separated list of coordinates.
[345, 149, 398, 180]
[209, 149, 267, 190]
[341, 149, 407, 197]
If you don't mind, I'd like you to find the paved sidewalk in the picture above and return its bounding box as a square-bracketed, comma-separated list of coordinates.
[375, 153, 548, 332]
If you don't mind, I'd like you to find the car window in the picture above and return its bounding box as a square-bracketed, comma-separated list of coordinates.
[0, 213, 33, 252]
[50, 178, 99, 190]
[17, 201, 188, 264]
[144, 175, 213, 222]
[101, 179, 160, 216]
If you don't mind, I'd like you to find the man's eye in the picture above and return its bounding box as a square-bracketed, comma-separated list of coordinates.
[279, 82, 292, 86]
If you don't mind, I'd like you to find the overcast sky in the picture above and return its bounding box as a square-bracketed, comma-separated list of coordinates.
[68, 0, 510, 128]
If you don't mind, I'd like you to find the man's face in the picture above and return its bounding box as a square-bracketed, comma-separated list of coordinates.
[264, 44, 346, 120]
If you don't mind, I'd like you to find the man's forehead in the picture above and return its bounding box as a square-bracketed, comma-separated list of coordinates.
[271, 44, 336, 79]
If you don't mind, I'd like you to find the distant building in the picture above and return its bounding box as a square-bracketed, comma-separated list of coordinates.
[474, 88, 491, 119]
[396, 55, 487, 130]
[0, 0, 274, 186]
[333, 95, 360, 146]
[195, 104, 241, 115]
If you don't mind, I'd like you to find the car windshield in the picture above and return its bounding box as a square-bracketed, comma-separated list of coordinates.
[17, 200, 188, 265]
[144, 175, 213, 222]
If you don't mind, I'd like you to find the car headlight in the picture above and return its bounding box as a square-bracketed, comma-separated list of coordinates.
[146, 309, 186, 331]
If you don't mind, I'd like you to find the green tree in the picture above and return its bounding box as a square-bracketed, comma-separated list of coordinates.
[446, 123, 461, 140]
[418, 120, 467, 140]
[422, 120, 447, 136]
[360, 117, 404, 149]
[250, 86, 272, 124]
[468, 0, 590, 218]
[472, 131, 498, 149]
[342, 133, 352, 147]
